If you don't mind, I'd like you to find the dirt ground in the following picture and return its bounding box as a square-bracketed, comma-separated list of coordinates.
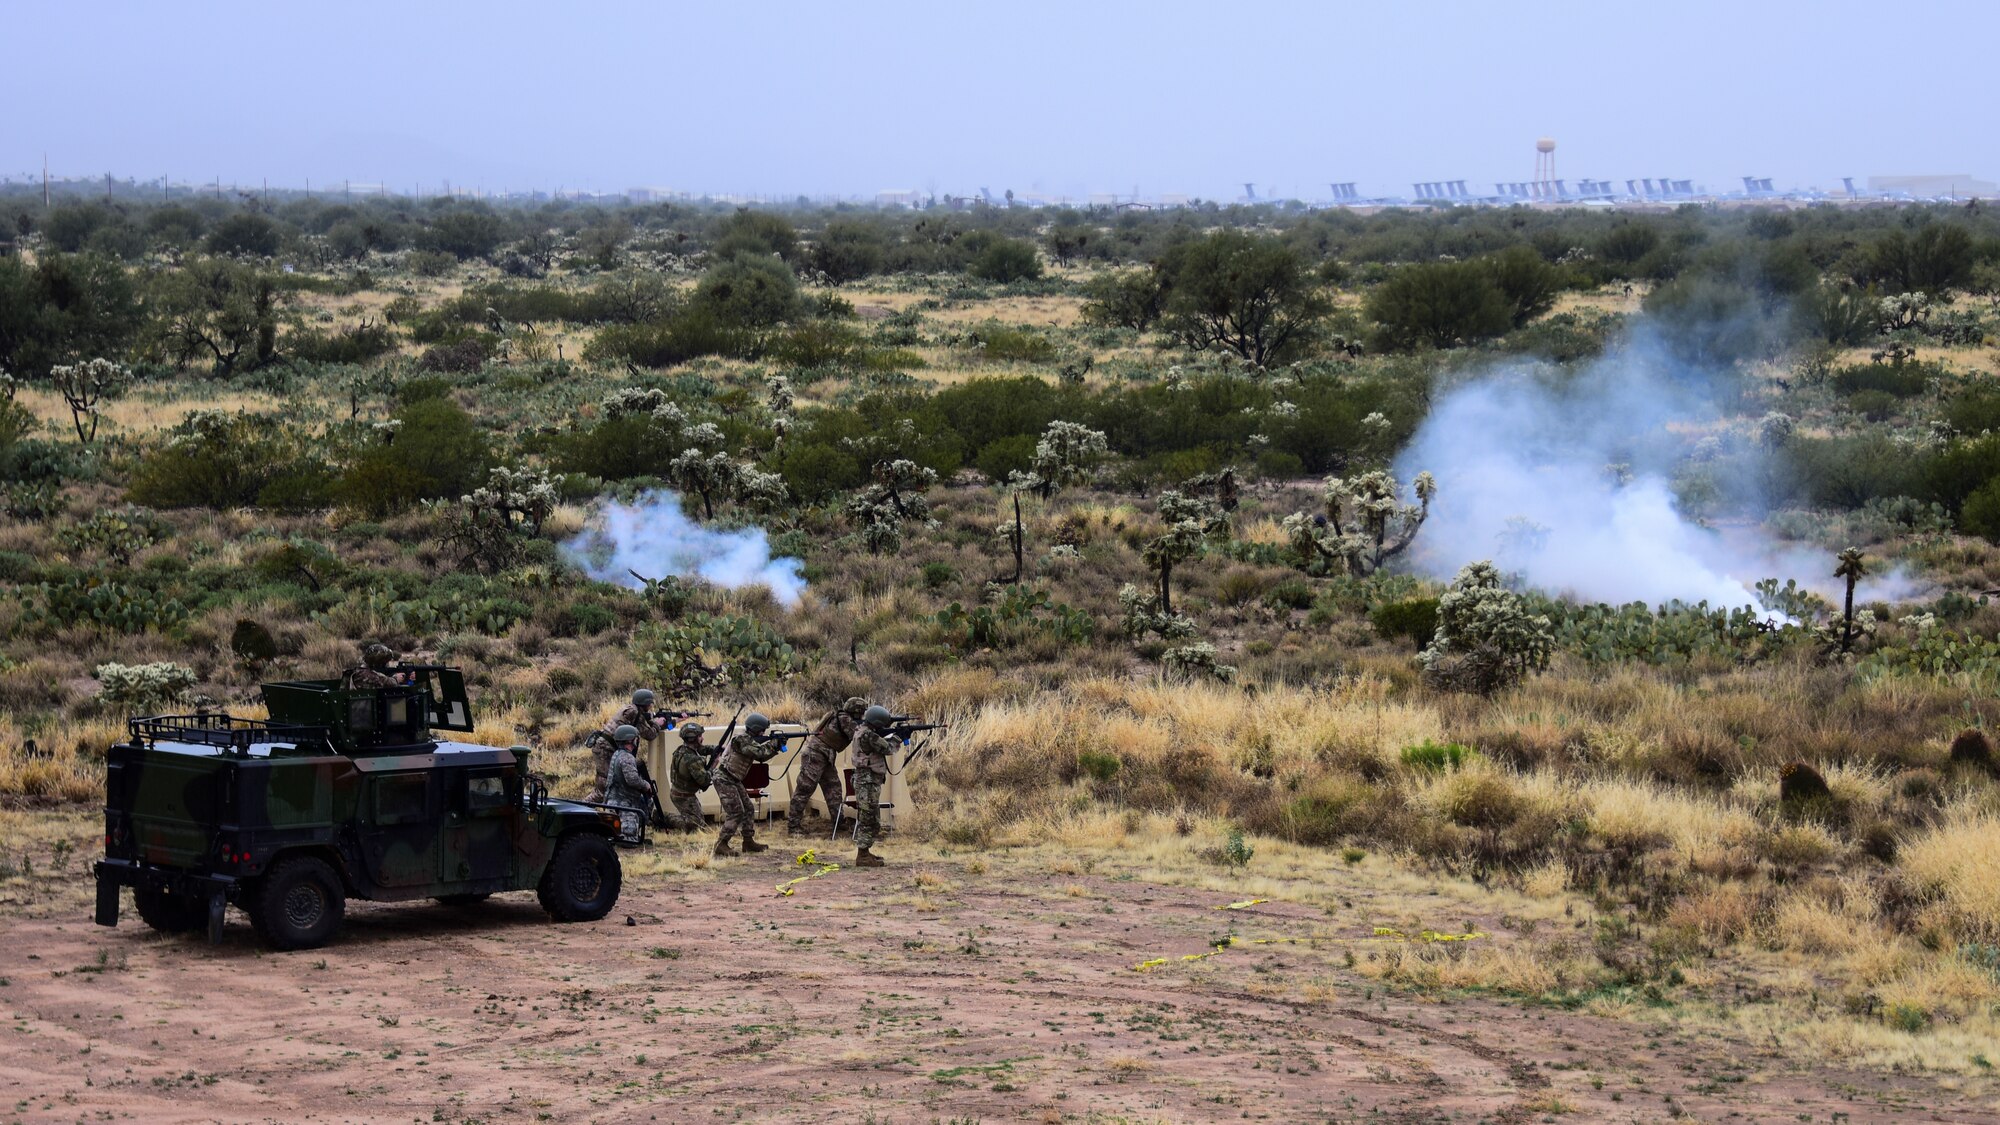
[1, 828, 1992, 1125]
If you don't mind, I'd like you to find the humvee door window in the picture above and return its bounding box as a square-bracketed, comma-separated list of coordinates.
[373, 774, 428, 824]
[348, 698, 376, 732]
[466, 774, 508, 812]
[384, 697, 411, 726]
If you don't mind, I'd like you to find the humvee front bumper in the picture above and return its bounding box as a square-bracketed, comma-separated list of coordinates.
[94, 859, 237, 942]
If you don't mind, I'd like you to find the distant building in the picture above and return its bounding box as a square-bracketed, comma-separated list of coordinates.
[1869, 174, 1997, 197]
[875, 189, 922, 208]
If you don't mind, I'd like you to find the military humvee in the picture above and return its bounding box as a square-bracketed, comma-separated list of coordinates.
[94, 666, 634, 950]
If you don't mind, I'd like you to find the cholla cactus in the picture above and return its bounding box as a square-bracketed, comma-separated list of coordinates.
[442, 466, 560, 572]
[1419, 562, 1553, 694]
[845, 460, 939, 554]
[467, 466, 559, 535]
[1880, 292, 1933, 332]
[1162, 642, 1237, 683]
[766, 375, 794, 441]
[1023, 420, 1108, 500]
[50, 357, 130, 444]
[1118, 583, 1197, 640]
[734, 466, 789, 512]
[601, 387, 681, 420]
[1757, 412, 1796, 448]
[1284, 469, 1435, 577]
[95, 662, 198, 714]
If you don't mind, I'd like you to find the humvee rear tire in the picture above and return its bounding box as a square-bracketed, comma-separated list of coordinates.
[537, 833, 621, 922]
[133, 888, 207, 934]
[248, 856, 345, 950]
[433, 893, 492, 906]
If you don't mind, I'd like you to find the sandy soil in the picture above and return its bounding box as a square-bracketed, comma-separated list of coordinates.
[2, 836, 1988, 1125]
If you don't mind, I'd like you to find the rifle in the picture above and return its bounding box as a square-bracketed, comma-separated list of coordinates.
[633, 756, 672, 831]
[653, 708, 711, 732]
[708, 704, 747, 772]
[887, 720, 948, 744]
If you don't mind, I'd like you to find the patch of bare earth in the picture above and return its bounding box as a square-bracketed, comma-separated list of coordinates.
[0, 843, 1987, 1124]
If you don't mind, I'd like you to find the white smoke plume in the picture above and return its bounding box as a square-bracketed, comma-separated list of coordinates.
[562, 491, 807, 607]
[1394, 321, 1915, 609]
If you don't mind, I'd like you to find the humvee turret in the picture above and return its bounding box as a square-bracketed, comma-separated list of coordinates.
[93, 666, 634, 950]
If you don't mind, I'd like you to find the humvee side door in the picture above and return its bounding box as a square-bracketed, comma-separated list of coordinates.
[360, 771, 438, 888]
[439, 767, 518, 884]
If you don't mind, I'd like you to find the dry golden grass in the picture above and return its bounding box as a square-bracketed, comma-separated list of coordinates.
[1900, 806, 2000, 942]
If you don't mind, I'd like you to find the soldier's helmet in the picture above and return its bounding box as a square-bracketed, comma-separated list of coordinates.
[632, 688, 656, 709]
[613, 724, 640, 746]
[863, 705, 894, 731]
[842, 696, 869, 718]
[361, 642, 395, 669]
[744, 712, 772, 737]
[679, 722, 705, 742]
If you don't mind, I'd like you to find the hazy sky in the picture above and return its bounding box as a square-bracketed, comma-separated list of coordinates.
[5, 0, 1990, 200]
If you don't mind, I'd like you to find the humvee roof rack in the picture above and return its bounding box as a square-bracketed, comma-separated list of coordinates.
[127, 714, 332, 754]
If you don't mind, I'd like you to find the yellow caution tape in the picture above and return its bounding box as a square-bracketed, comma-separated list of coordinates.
[1134, 958, 1170, 972]
[1218, 898, 1268, 910]
[777, 849, 841, 896]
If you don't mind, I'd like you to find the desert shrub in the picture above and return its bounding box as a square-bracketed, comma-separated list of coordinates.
[407, 250, 457, 277]
[288, 322, 397, 365]
[418, 336, 492, 374]
[1076, 750, 1121, 782]
[964, 321, 1057, 363]
[584, 308, 757, 367]
[693, 252, 799, 328]
[1366, 260, 1511, 351]
[773, 441, 863, 505]
[335, 398, 490, 513]
[1370, 597, 1440, 649]
[974, 434, 1038, 483]
[1833, 358, 1937, 398]
[969, 238, 1043, 283]
[1401, 740, 1474, 772]
[1262, 577, 1315, 611]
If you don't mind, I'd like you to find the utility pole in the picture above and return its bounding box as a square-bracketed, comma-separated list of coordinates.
[42, 154, 49, 208]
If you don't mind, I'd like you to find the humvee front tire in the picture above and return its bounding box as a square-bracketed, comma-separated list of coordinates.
[133, 887, 207, 934]
[249, 856, 346, 950]
[538, 833, 620, 922]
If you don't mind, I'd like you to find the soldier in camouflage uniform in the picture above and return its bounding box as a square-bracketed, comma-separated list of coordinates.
[712, 712, 782, 857]
[347, 643, 401, 689]
[662, 723, 710, 832]
[586, 688, 666, 803]
[601, 725, 655, 839]
[787, 696, 868, 837]
[850, 705, 897, 868]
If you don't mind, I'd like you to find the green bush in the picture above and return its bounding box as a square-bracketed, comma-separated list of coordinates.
[1833, 359, 1936, 398]
[548, 414, 672, 482]
[1076, 750, 1121, 782]
[920, 562, 956, 589]
[969, 238, 1043, 283]
[1370, 597, 1440, 649]
[966, 322, 1057, 363]
[584, 308, 757, 367]
[774, 442, 862, 505]
[1366, 260, 1511, 351]
[1401, 739, 1474, 772]
[693, 252, 800, 328]
[287, 323, 397, 365]
[974, 434, 1038, 482]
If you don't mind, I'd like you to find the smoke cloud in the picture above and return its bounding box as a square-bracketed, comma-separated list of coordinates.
[1393, 321, 1913, 610]
[562, 491, 807, 607]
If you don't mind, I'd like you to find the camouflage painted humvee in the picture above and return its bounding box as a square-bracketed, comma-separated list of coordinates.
[94, 666, 633, 950]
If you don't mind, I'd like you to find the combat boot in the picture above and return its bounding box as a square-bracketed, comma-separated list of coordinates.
[741, 837, 770, 854]
[713, 839, 739, 858]
[855, 847, 885, 868]
[785, 820, 807, 838]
